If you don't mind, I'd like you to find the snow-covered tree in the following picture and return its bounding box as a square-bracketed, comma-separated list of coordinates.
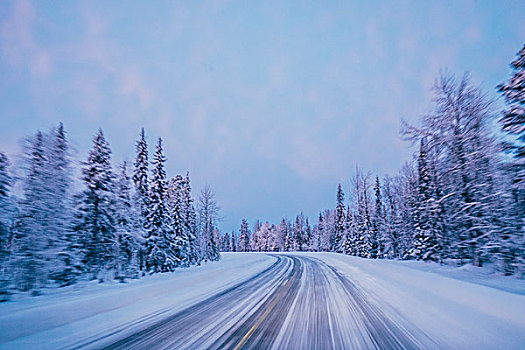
[498, 44, 525, 275]
[221, 232, 231, 252]
[314, 213, 323, 252]
[230, 231, 237, 252]
[293, 214, 304, 251]
[182, 173, 199, 265]
[146, 137, 176, 272]
[13, 132, 52, 291]
[74, 129, 116, 280]
[0, 153, 13, 274]
[343, 207, 357, 255]
[238, 219, 250, 252]
[411, 139, 438, 261]
[334, 185, 345, 253]
[281, 218, 292, 252]
[403, 73, 503, 267]
[114, 162, 139, 280]
[498, 44, 525, 169]
[198, 185, 220, 261]
[372, 176, 385, 258]
[207, 221, 220, 261]
[167, 175, 189, 267]
[133, 128, 149, 270]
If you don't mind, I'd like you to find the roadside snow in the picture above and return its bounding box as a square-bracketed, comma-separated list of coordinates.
[304, 252, 525, 350]
[0, 253, 276, 350]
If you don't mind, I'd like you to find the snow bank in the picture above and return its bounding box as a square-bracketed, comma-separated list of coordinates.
[0, 253, 275, 349]
[304, 252, 525, 350]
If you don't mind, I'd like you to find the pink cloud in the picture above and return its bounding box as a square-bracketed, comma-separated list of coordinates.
[0, 0, 53, 77]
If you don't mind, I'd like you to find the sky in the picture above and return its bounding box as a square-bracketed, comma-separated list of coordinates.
[0, 1, 524, 233]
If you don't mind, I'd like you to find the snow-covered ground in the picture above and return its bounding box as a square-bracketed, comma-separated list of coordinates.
[0, 252, 524, 349]
[0, 253, 275, 349]
[306, 252, 525, 350]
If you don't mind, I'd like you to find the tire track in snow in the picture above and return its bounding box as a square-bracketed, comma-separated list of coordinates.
[101, 254, 431, 350]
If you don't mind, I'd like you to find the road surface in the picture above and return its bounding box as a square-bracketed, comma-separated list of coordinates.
[99, 254, 432, 350]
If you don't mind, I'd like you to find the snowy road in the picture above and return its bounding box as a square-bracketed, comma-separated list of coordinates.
[103, 255, 428, 350]
[1, 252, 524, 349]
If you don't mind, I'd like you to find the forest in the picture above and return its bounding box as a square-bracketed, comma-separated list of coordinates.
[220, 47, 524, 277]
[0, 127, 221, 295]
[0, 45, 523, 297]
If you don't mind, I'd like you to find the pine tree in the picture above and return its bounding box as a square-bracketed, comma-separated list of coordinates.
[48, 123, 72, 247]
[46, 124, 77, 286]
[498, 44, 525, 164]
[133, 128, 149, 271]
[231, 231, 237, 252]
[133, 128, 150, 221]
[498, 44, 525, 275]
[114, 162, 139, 280]
[182, 173, 199, 265]
[222, 232, 231, 252]
[76, 129, 116, 280]
[167, 175, 189, 267]
[14, 132, 50, 291]
[334, 184, 346, 253]
[382, 176, 401, 258]
[343, 207, 357, 255]
[304, 218, 312, 251]
[0, 153, 12, 271]
[315, 213, 323, 252]
[146, 137, 175, 272]
[281, 218, 291, 252]
[294, 215, 304, 251]
[207, 220, 220, 261]
[370, 176, 382, 258]
[238, 219, 250, 252]
[412, 140, 427, 259]
[322, 209, 335, 252]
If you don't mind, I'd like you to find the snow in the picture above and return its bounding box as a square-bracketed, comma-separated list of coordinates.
[303, 252, 525, 350]
[0, 253, 275, 350]
[1, 252, 524, 349]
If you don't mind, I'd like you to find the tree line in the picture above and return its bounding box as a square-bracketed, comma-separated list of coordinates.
[219, 45, 524, 277]
[0, 127, 220, 295]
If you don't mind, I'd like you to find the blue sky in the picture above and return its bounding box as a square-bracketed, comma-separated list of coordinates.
[1, 0, 524, 232]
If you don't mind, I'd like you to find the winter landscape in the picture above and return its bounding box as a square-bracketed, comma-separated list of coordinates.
[0, 1, 524, 350]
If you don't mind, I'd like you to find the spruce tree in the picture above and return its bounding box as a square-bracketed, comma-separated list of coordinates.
[498, 44, 525, 164]
[280, 218, 291, 252]
[238, 219, 250, 252]
[182, 173, 199, 265]
[231, 231, 237, 252]
[304, 218, 312, 251]
[76, 129, 116, 280]
[146, 137, 175, 272]
[167, 175, 189, 267]
[47, 123, 72, 248]
[411, 139, 438, 261]
[343, 207, 356, 255]
[14, 132, 49, 291]
[372, 176, 384, 258]
[222, 232, 231, 252]
[316, 213, 323, 252]
[498, 44, 525, 274]
[334, 184, 346, 253]
[114, 162, 139, 280]
[294, 215, 304, 251]
[47, 124, 76, 285]
[0, 153, 12, 271]
[207, 220, 220, 261]
[133, 128, 149, 270]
